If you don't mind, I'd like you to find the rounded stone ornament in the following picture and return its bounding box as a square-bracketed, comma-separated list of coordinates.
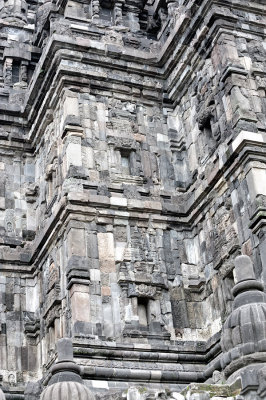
[220, 255, 266, 378]
[41, 381, 95, 400]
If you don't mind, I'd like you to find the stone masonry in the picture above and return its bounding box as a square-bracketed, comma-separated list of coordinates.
[0, 0, 266, 399]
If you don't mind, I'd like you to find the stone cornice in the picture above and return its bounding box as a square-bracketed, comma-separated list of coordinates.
[73, 332, 222, 383]
[0, 0, 264, 126]
[0, 131, 264, 272]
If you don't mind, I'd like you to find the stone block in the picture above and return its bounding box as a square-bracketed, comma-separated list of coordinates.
[97, 232, 116, 273]
[57, 338, 73, 362]
[66, 141, 83, 169]
[68, 228, 86, 257]
[71, 291, 91, 323]
[246, 167, 266, 202]
[63, 95, 79, 119]
[234, 255, 255, 283]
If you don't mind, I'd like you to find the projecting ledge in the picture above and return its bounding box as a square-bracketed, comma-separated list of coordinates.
[81, 366, 204, 383]
[231, 131, 265, 153]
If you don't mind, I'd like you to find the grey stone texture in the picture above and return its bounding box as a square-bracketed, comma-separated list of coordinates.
[41, 382, 95, 400]
[0, 0, 265, 399]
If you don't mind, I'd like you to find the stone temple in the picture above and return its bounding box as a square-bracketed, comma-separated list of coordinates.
[0, 0, 266, 399]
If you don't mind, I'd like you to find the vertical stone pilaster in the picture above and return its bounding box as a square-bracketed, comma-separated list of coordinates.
[20, 61, 28, 86]
[126, 7, 140, 32]
[69, 284, 91, 325]
[97, 232, 117, 337]
[61, 91, 81, 136]
[60, 91, 85, 182]
[3, 58, 13, 86]
[114, 0, 124, 25]
[66, 227, 93, 336]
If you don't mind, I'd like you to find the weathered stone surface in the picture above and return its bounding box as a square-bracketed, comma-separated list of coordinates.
[0, 0, 265, 399]
[41, 382, 95, 400]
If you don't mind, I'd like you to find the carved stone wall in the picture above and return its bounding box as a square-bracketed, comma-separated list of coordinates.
[0, 0, 265, 399]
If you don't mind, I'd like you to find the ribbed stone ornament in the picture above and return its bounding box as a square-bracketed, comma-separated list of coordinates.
[221, 255, 266, 377]
[221, 302, 266, 354]
[41, 381, 95, 400]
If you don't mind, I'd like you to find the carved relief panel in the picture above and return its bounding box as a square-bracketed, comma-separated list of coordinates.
[40, 256, 62, 365]
[212, 199, 239, 267]
[117, 226, 172, 340]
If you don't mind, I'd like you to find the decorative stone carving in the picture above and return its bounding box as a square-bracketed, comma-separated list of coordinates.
[92, 0, 100, 19]
[24, 313, 41, 345]
[128, 283, 157, 298]
[114, 0, 124, 25]
[3, 59, 12, 86]
[47, 261, 60, 293]
[0, 0, 28, 22]
[20, 62, 28, 85]
[25, 183, 39, 203]
[221, 255, 266, 378]
[0, 1, 265, 399]
[102, 31, 123, 45]
[5, 209, 15, 235]
[41, 382, 95, 400]
[212, 201, 239, 266]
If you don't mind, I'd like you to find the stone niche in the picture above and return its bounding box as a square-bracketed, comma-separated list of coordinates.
[119, 261, 171, 340]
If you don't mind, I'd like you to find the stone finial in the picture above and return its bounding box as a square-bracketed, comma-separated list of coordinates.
[41, 382, 95, 400]
[41, 338, 95, 400]
[234, 255, 255, 283]
[48, 339, 81, 386]
[221, 254, 266, 380]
